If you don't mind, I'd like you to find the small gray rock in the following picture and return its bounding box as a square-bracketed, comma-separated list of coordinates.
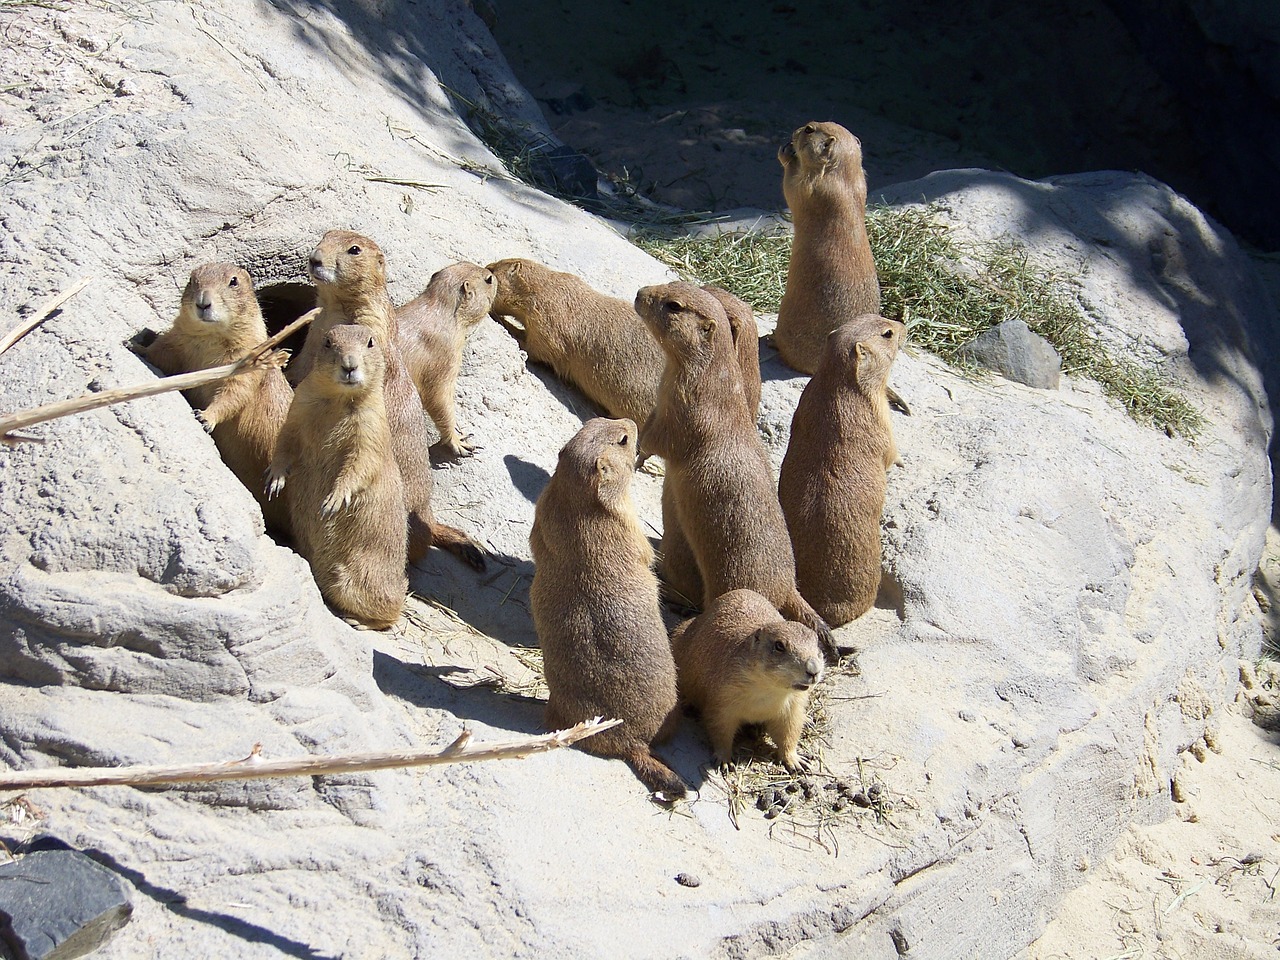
[962, 319, 1062, 389]
[0, 850, 133, 960]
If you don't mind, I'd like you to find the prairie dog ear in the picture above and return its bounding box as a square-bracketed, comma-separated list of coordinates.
[511, 261, 525, 277]
[595, 455, 613, 483]
[854, 341, 869, 363]
[461, 279, 475, 298]
[701, 316, 717, 338]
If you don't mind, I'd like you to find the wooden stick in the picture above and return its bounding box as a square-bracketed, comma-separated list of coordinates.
[0, 717, 623, 790]
[0, 308, 318, 446]
[0, 275, 95, 357]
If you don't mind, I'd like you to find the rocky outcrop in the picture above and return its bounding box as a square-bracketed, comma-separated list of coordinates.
[0, 3, 1272, 958]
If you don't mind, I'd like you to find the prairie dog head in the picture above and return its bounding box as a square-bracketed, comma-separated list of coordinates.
[177, 263, 263, 336]
[315, 323, 385, 393]
[485, 258, 547, 317]
[634, 281, 727, 367]
[555, 416, 639, 508]
[431, 261, 498, 325]
[822, 314, 904, 391]
[746, 621, 824, 692]
[309, 230, 387, 293]
[779, 121, 866, 203]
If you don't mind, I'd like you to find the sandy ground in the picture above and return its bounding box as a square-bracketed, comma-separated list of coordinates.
[1030, 698, 1280, 959]
[485, 5, 1280, 954]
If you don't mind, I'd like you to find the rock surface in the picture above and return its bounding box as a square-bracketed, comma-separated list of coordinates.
[0, 848, 133, 960]
[0, 3, 1273, 959]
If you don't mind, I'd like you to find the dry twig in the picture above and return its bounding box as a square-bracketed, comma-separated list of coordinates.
[0, 718, 621, 790]
[0, 308, 317, 446]
[0, 275, 94, 357]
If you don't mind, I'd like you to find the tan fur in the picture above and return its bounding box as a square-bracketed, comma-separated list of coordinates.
[529, 417, 686, 798]
[146, 263, 292, 534]
[779, 315, 903, 626]
[671, 589, 823, 772]
[774, 121, 881, 374]
[702, 285, 761, 420]
[486, 258, 665, 424]
[395, 262, 497, 457]
[293, 230, 485, 570]
[634, 281, 839, 664]
[266, 325, 408, 628]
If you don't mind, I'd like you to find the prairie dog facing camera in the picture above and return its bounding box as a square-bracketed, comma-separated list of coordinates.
[146, 262, 293, 533]
[267, 323, 408, 629]
[672, 589, 824, 773]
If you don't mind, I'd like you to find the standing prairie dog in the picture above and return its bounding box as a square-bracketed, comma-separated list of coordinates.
[295, 230, 485, 571]
[146, 263, 292, 534]
[671, 589, 824, 772]
[635, 281, 839, 665]
[267, 324, 408, 629]
[486, 258, 665, 425]
[779, 315, 903, 626]
[774, 121, 880, 375]
[395, 262, 497, 458]
[529, 417, 687, 799]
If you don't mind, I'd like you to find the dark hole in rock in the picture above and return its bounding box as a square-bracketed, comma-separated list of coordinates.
[256, 281, 314, 363]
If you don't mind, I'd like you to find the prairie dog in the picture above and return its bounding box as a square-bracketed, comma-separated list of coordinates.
[487, 257, 665, 424]
[671, 589, 824, 772]
[780, 315, 903, 626]
[396, 261, 496, 457]
[146, 263, 292, 533]
[298, 230, 485, 570]
[529, 417, 687, 798]
[634, 280, 839, 664]
[774, 121, 880, 375]
[267, 324, 408, 628]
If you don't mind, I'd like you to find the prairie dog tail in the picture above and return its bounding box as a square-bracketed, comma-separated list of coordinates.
[625, 747, 689, 800]
[429, 521, 487, 571]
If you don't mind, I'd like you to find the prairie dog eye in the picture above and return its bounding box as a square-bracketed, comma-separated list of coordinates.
[323, 335, 334, 349]
[618, 433, 629, 446]
[367, 337, 374, 348]
[664, 300, 681, 312]
[228, 276, 239, 288]
[882, 328, 894, 339]
[773, 640, 787, 654]
[347, 245, 362, 256]
[485, 274, 494, 284]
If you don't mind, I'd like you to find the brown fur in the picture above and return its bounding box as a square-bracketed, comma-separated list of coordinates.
[671, 589, 824, 772]
[702, 285, 761, 420]
[395, 261, 497, 457]
[146, 263, 293, 534]
[266, 324, 408, 628]
[486, 258, 665, 424]
[294, 230, 485, 571]
[779, 315, 903, 626]
[774, 121, 881, 374]
[634, 281, 839, 664]
[529, 417, 687, 798]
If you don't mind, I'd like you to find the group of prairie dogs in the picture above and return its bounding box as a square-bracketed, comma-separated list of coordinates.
[147, 121, 903, 794]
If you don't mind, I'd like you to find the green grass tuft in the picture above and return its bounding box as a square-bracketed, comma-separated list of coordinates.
[635, 204, 1204, 439]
